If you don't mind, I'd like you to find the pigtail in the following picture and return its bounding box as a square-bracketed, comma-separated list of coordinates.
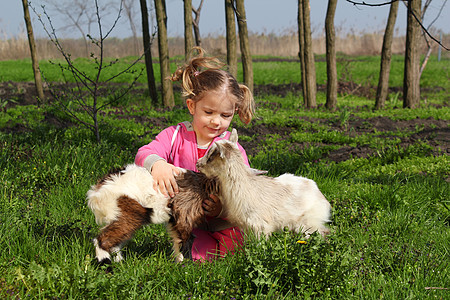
[171, 47, 225, 99]
[237, 84, 255, 125]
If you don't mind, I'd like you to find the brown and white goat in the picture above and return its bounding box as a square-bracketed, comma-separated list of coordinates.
[196, 129, 332, 238]
[87, 164, 218, 263]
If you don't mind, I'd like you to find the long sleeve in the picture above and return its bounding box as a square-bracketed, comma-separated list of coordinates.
[135, 125, 177, 170]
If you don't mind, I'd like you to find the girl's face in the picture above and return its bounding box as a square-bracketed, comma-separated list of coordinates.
[186, 90, 236, 147]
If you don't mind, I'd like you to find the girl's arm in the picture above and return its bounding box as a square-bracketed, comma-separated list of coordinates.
[135, 126, 180, 197]
[135, 126, 176, 168]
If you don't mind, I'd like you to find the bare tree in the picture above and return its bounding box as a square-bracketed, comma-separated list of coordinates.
[301, 0, 317, 108]
[154, 0, 174, 108]
[32, 1, 144, 142]
[22, 0, 45, 102]
[235, 0, 253, 92]
[225, 0, 238, 78]
[325, 0, 338, 111]
[43, 0, 104, 57]
[297, 0, 307, 105]
[123, 0, 140, 56]
[184, 0, 195, 59]
[375, 0, 399, 110]
[403, 0, 421, 108]
[192, 0, 205, 47]
[140, 0, 158, 105]
[418, 0, 447, 78]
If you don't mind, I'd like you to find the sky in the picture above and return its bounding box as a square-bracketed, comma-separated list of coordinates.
[1, 0, 448, 39]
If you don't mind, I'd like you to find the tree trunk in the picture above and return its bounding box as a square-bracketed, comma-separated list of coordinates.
[297, 0, 307, 105]
[22, 0, 45, 102]
[325, 0, 337, 111]
[225, 0, 237, 78]
[154, 0, 174, 108]
[235, 0, 253, 92]
[123, 0, 139, 56]
[192, 0, 204, 47]
[302, 0, 317, 108]
[403, 0, 421, 109]
[183, 0, 195, 59]
[375, 1, 399, 110]
[140, 0, 159, 105]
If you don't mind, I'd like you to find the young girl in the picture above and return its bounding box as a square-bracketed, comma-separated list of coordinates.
[135, 48, 255, 261]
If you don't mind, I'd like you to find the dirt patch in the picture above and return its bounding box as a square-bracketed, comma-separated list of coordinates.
[235, 115, 449, 161]
[1, 81, 448, 163]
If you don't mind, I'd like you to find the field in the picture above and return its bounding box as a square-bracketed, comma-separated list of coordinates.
[0, 54, 449, 298]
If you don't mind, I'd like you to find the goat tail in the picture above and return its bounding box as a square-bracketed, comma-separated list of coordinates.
[87, 188, 121, 226]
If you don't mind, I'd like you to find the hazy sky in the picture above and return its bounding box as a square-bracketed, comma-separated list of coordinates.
[1, 0, 448, 39]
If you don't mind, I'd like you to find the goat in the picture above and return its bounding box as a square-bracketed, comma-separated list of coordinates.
[87, 164, 218, 264]
[196, 129, 332, 238]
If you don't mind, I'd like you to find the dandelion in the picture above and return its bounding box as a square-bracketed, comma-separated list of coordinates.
[297, 240, 307, 244]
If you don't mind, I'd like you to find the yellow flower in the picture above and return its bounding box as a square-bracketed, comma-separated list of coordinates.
[297, 240, 307, 244]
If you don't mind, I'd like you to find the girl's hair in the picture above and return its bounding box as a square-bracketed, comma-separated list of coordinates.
[170, 47, 254, 125]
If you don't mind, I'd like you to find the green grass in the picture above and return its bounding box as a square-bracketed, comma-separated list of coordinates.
[1, 54, 448, 90]
[0, 56, 449, 298]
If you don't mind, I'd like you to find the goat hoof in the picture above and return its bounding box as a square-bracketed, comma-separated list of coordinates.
[92, 258, 114, 274]
[92, 257, 111, 267]
[175, 253, 184, 263]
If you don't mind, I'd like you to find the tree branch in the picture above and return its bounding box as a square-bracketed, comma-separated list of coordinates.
[346, 0, 400, 7]
[346, 0, 449, 51]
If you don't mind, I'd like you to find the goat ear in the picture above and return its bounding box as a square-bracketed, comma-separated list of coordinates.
[217, 144, 226, 159]
[229, 128, 238, 144]
[249, 167, 268, 175]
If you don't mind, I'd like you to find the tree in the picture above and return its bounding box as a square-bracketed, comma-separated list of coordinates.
[183, 0, 195, 59]
[325, 0, 338, 111]
[139, 0, 158, 105]
[44, 0, 102, 57]
[235, 0, 253, 92]
[192, 0, 205, 47]
[300, 0, 317, 108]
[375, 1, 399, 110]
[225, 0, 238, 78]
[22, 0, 45, 102]
[123, 0, 140, 56]
[154, 0, 174, 108]
[418, 0, 447, 79]
[403, 0, 421, 108]
[297, 0, 307, 105]
[33, 0, 144, 142]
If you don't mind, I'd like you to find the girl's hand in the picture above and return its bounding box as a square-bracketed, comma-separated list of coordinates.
[151, 160, 180, 197]
[203, 194, 223, 217]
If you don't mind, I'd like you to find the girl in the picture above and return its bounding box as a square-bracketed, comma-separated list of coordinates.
[135, 48, 255, 261]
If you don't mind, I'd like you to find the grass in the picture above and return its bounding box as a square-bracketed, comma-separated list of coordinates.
[0, 56, 449, 298]
[0, 54, 448, 91]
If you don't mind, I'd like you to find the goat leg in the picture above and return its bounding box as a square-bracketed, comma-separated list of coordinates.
[94, 195, 154, 264]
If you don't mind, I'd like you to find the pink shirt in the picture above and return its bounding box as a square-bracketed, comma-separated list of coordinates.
[135, 121, 250, 171]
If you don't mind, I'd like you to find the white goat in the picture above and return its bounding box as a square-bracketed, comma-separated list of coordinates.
[196, 129, 331, 238]
[87, 164, 216, 264]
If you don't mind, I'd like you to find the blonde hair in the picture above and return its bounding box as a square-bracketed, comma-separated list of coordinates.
[170, 47, 254, 125]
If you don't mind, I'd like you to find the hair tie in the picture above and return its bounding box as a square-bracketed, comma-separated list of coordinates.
[193, 71, 200, 77]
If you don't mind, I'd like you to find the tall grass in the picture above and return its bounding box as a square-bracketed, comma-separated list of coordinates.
[1, 29, 449, 60]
